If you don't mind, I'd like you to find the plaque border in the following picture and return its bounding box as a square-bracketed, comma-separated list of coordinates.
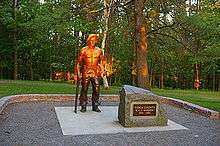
[130, 101, 159, 118]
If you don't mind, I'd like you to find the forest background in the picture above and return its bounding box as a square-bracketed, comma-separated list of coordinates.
[0, 0, 220, 91]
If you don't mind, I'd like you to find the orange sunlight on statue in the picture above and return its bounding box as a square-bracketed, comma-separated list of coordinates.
[74, 34, 105, 113]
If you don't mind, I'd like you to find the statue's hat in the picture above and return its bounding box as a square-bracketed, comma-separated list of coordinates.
[86, 34, 99, 42]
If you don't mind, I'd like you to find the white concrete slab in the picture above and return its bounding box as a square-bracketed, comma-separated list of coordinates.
[55, 106, 188, 136]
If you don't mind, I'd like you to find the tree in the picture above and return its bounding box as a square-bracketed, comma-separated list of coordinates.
[0, 0, 219, 90]
[12, 0, 18, 80]
[134, 0, 150, 89]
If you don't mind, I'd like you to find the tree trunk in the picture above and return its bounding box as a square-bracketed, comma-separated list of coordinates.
[218, 74, 220, 91]
[103, 0, 114, 63]
[134, 0, 150, 89]
[149, 69, 153, 87]
[29, 54, 33, 80]
[0, 67, 2, 79]
[12, 0, 18, 80]
[188, 0, 192, 16]
[213, 71, 216, 91]
[101, 0, 114, 88]
[13, 43, 18, 80]
[160, 70, 164, 89]
[193, 63, 200, 90]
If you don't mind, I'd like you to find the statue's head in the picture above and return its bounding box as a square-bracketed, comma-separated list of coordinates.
[87, 34, 99, 47]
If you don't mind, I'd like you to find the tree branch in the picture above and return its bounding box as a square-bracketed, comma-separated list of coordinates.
[153, 32, 187, 49]
[148, 22, 176, 34]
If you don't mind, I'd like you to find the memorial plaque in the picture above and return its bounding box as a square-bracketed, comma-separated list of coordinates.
[133, 104, 157, 116]
[130, 101, 159, 118]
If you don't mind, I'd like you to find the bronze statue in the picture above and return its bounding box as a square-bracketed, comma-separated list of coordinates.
[74, 34, 105, 112]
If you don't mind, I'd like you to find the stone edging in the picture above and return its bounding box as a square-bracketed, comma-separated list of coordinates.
[158, 96, 219, 120]
[0, 94, 219, 120]
[0, 94, 119, 114]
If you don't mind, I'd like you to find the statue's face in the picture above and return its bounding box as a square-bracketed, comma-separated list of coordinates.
[89, 38, 97, 47]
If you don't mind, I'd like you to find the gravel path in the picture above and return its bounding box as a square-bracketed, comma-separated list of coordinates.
[0, 101, 220, 146]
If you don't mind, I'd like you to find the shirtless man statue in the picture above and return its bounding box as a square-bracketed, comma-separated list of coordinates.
[74, 34, 105, 112]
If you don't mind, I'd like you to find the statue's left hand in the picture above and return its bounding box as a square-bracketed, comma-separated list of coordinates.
[74, 74, 81, 81]
[101, 71, 106, 78]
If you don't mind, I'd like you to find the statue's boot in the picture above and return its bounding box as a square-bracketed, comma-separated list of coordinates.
[80, 105, 87, 112]
[92, 104, 101, 112]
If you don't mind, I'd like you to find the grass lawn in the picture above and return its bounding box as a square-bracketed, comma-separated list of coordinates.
[0, 80, 120, 97]
[0, 80, 219, 112]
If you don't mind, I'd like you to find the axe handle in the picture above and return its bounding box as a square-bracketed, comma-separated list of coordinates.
[74, 80, 80, 113]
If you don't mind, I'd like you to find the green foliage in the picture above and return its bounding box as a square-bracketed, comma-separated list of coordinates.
[146, 0, 220, 89]
[0, 0, 219, 90]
